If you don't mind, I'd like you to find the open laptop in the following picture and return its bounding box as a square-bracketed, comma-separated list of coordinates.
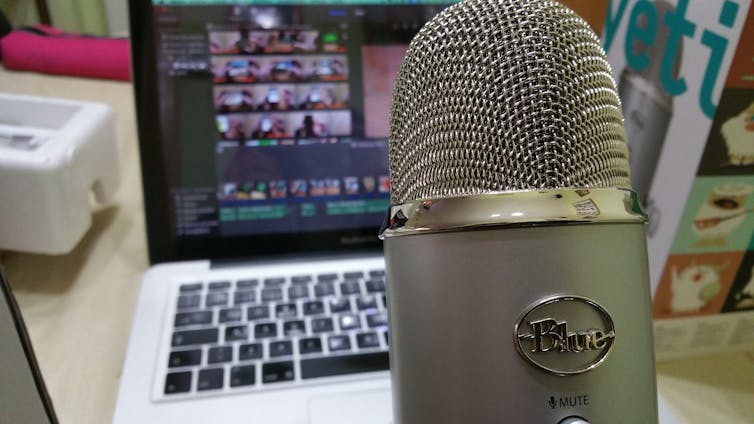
[115, 1, 452, 422]
[0, 268, 58, 424]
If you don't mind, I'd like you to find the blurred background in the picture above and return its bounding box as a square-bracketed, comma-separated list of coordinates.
[0, 0, 127, 36]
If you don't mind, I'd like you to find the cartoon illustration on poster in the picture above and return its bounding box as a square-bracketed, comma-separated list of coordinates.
[671, 177, 754, 253]
[654, 251, 743, 318]
[670, 261, 725, 313]
[721, 102, 754, 165]
[691, 182, 753, 246]
[698, 89, 754, 175]
[721, 251, 754, 311]
[732, 266, 754, 308]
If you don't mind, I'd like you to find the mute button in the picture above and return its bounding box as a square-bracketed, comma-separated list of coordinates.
[558, 417, 589, 424]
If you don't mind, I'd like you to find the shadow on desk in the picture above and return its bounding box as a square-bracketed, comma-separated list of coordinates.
[2, 206, 121, 294]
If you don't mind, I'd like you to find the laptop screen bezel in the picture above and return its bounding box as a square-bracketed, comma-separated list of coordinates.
[129, 0, 391, 264]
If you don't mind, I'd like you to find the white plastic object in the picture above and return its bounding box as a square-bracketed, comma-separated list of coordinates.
[0, 93, 119, 254]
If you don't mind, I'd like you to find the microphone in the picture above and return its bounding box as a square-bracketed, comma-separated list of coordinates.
[619, 0, 680, 204]
[379, 0, 659, 423]
[618, 0, 682, 233]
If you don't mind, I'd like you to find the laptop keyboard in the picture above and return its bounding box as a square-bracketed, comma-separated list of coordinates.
[162, 268, 389, 397]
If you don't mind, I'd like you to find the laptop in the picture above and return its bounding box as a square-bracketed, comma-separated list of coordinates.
[0, 268, 58, 424]
[115, 1, 453, 422]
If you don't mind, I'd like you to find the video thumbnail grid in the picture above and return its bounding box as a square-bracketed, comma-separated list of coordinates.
[211, 54, 348, 84]
[213, 83, 349, 112]
[216, 110, 351, 140]
[219, 175, 390, 201]
[209, 27, 353, 144]
[209, 28, 347, 56]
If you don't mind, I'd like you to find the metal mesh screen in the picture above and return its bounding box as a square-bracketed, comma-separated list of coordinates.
[388, 0, 631, 205]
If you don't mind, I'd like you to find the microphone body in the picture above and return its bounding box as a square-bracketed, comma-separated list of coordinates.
[382, 192, 658, 423]
[380, 0, 659, 422]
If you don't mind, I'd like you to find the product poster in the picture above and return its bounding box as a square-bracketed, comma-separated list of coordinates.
[604, 0, 754, 358]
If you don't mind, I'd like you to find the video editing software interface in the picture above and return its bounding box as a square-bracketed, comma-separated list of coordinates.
[151, 0, 450, 239]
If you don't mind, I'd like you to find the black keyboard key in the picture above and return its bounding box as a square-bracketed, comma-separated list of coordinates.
[234, 290, 256, 305]
[291, 275, 312, 284]
[299, 337, 323, 354]
[239, 343, 263, 360]
[264, 277, 286, 288]
[311, 317, 334, 333]
[357, 332, 381, 349]
[340, 280, 361, 295]
[230, 365, 256, 387]
[303, 300, 324, 316]
[205, 292, 229, 307]
[177, 294, 201, 310]
[225, 325, 249, 342]
[283, 320, 306, 336]
[328, 335, 351, 351]
[236, 279, 259, 289]
[261, 288, 283, 303]
[208, 346, 233, 364]
[219, 308, 243, 323]
[262, 361, 295, 383]
[172, 328, 218, 346]
[314, 282, 335, 297]
[366, 311, 389, 328]
[356, 295, 377, 311]
[339, 313, 361, 331]
[255, 322, 277, 338]
[382, 294, 388, 308]
[247, 305, 270, 320]
[179, 283, 203, 293]
[301, 352, 389, 379]
[317, 273, 338, 282]
[288, 284, 309, 300]
[164, 371, 192, 394]
[269, 340, 293, 358]
[365, 279, 386, 293]
[168, 349, 202, 368]
[209, 281, 231, 290]
[197, 368, 224, 391]
[174, 310, 213, 327]
[384, 331, 389, 345]
[275, 303, 298, 319]
[369, 269, 385, 277]
[329, 297, 351, 313]
[344, 271, 364, 279]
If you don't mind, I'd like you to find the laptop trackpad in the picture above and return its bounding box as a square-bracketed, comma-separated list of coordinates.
[309, 389, 392, 424]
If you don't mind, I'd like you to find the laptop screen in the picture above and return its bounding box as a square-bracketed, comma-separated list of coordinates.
[133, 0, 452, 262]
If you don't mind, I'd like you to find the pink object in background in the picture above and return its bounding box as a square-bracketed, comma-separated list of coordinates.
[0, 25, 130, 81]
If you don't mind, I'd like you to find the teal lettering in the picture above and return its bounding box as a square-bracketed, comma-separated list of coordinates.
[698, 2, 740, 119]
[603, 0, 630, 53]
[699, 31, 727, 118]
[661, 0, 696, 95]
[624, 0, 657, 71]
[719, 1, 739, 28]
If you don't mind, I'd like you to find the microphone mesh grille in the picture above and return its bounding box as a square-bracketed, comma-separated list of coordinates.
[388, 0, 631, 205]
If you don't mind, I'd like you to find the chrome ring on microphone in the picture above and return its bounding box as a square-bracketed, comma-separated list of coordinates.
[379, 187, 647, 238]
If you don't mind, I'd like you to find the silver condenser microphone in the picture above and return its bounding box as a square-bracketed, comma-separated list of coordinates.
[379, 0, 659, 423]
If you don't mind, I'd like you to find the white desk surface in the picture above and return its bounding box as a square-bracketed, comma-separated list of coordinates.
[0, 68, 752, 423]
